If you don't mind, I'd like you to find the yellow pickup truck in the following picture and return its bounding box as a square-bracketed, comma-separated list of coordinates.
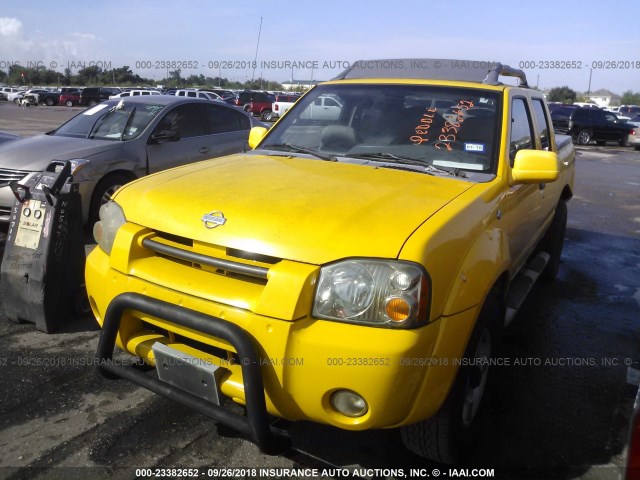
[86, 59, 575, 463]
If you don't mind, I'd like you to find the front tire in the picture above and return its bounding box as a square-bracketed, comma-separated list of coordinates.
[401, 296, 499, 463]
[88, 99, 98, 107]
[45, 97, 54, 106]
[261, 110, 273, 121]
[89, 172, 136, 225]
[65, 100, 74, 107]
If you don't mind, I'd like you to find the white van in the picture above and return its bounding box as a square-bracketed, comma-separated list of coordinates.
[175, 89, 221, 100]
[109, 90, 162, 99]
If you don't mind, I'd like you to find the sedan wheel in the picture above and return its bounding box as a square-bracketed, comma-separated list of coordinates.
[89, 172, 136, 225]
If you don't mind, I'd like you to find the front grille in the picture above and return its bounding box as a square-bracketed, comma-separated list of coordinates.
[0, 168, 29, 184]
[142, 238, 270, 281]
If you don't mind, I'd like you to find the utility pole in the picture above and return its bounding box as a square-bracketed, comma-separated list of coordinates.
[251, 17, 262, 83]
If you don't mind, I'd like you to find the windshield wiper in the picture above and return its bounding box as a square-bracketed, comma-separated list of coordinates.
[263, 143, 336, 161]
[343, 152, 459, 176]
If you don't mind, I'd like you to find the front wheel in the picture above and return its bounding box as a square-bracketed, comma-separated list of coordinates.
[88, 99, 98, 107]
[45, 97, 54, 106]
[89, 172, 136, 225]
[400, 297, 499, 463]
[65, 100, 74, 107]
[261, 110, 273, 121]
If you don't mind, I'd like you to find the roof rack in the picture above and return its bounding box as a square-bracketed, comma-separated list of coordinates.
[332, 59, 529, 87]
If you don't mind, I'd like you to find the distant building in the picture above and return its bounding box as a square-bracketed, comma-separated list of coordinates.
[587, 89, 621, 107]
[282, 80, 320, 91]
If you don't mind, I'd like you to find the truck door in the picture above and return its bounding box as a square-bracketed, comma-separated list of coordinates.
[503, 96, 549, 271]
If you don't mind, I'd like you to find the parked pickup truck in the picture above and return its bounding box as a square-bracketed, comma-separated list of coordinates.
[266, 94, 300, 121]
[86, 59, 575, 463]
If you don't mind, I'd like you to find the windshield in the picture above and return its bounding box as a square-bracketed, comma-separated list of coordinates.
[52, 102, 166, 141]
[261, 84, 501, 175]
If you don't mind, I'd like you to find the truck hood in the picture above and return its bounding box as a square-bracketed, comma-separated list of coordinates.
[115, 154, 474, 264]
[0, 134, 120, 171]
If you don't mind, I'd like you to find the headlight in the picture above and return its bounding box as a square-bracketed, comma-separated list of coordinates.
[93, 201, 126, 254]
[313, 259, 429, 328]
[68, 159, 90, 174]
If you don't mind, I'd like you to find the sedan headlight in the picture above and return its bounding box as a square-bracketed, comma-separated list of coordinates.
[313, 259, 429, 328]
[93, 201, 126, 254]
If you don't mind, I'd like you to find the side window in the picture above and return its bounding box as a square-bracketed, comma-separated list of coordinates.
[510, 97, 534, 164]
[204, 104, 248, 133]
[531, 99, 551, 150]
[604, 112, 617, 122]
[156, 104, 206, 139]
[313, 98, 322, 106]
[187, 91, 197, 98]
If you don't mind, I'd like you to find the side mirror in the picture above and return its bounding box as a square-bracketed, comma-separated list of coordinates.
[248, 126, 268, 149]
[150, 130, 180, 143]
[511, 150, 559, 184]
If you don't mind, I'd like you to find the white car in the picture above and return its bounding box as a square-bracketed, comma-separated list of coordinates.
[0, 87, 22, 100]
[109, 89, 162, 99]
[7, 89, 49, 103]
[628, 115, 640, 151]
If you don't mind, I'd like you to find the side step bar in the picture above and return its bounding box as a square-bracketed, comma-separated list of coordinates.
[504, 252, 550, 327]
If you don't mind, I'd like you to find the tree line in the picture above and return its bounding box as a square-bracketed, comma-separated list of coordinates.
[546, 86, 640, 106]
[0, 65, 285, 91]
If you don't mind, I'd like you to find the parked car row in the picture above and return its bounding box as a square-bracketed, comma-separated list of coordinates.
[0, 96, 263, 225]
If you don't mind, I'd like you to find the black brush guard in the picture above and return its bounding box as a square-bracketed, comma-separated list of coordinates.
[96, 292, 291, 454]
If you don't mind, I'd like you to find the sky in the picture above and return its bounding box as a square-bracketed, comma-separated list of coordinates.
[1, 0, 638, 94]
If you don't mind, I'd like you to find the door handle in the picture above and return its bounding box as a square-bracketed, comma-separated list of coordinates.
[199, 147, 211, 154]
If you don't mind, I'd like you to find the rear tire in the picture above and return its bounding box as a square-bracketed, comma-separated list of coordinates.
[65, 100, 74, 107]
[619, 136, 628, 147]
[45, 97, 54, 106]
[401, 294, 500, 463]
[540, 200, 567, 282]
[575, 129, 591, 145]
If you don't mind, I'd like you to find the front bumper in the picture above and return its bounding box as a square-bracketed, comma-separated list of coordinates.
[0, 173, 95, 223]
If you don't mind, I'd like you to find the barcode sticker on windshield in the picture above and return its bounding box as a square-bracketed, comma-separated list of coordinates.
[464, 143, 485, 152]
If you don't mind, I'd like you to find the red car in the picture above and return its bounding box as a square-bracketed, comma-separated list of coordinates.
[59, 90, 81, 107]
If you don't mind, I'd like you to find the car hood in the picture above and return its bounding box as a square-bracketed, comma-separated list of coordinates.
[115, 153, 474, 264]
[0, 134, 121, 171]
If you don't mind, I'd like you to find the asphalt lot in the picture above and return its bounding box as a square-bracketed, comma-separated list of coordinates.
[0, 101, 639, 480]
